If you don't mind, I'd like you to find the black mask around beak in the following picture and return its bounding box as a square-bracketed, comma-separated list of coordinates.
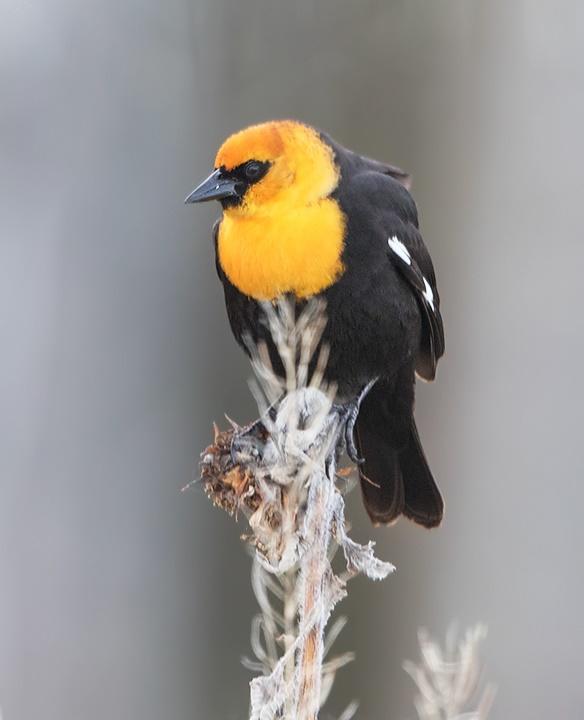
[184, 169, 243, 204]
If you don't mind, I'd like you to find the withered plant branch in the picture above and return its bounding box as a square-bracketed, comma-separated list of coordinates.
[404, 625, 496, 720]
[293, 461, 336, 720]
[199, 299, 393, 720]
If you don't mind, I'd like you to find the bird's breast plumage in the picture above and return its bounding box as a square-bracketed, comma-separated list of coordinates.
[217, 198, 346, 301]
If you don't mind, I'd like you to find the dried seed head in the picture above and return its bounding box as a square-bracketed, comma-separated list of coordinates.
[200, 427, 262, 517]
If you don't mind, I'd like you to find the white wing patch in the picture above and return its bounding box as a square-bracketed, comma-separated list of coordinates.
[388, 234, 437, 312]
[388, 236, 411, 265]
[422, 277, 435, 310]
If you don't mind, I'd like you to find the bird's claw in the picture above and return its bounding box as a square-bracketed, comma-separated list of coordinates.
[344, 411, 364, 464]
[228, 403, 278, 466]
[334, 378, 378, 465]
[230, 433, 257, 466]
[230, 419, 264, 465]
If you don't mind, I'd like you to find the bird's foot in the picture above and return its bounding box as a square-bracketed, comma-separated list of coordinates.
[333, 378, 378, 464]
[228, 403, 278, 466]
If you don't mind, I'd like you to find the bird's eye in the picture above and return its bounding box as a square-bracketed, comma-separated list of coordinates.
[244, 161, 266, 182]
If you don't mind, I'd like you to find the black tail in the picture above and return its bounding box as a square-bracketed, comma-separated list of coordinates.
[354, 382, 443, 528]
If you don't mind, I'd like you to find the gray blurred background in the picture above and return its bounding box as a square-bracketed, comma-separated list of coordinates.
[2, 1, 583, 718]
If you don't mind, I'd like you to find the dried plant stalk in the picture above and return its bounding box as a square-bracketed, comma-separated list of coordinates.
[293, 464, 334, 720]
[200, 299, 393, 720]
[198, 299, 496, 720]
[404, 624, 496, 720]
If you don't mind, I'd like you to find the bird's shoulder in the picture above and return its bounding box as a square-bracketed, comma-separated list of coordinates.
[325, 135, 418, 224]
[333, 151, 432, 278]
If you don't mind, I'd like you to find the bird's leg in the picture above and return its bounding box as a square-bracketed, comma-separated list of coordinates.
[333, 378, 378, 464]
[229, 403, 279, 466]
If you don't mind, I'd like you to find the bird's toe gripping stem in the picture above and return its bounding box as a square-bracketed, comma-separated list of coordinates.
[334, 378, 378, 464]
[228, 404, 278, 466]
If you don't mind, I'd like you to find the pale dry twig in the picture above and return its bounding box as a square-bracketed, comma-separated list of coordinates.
[200, 299, 393, 720]
[403, 624, 496, 720]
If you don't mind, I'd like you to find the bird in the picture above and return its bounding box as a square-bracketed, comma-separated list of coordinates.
[186, 120, 445, 528]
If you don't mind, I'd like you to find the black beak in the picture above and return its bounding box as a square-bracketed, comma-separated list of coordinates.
[184, 169, 240, 204]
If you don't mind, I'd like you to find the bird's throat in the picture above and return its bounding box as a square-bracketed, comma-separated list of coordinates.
[217, 199, 346, 300]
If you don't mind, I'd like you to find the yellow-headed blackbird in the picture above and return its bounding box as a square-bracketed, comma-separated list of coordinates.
[186, 120, 445, 528]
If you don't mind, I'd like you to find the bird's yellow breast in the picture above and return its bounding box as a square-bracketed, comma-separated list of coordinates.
[217, 199, 346, 300]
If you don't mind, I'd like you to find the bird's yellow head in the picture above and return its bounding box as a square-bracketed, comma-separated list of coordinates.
[186, 120, 346, 300]
[186, 120, 340, 215]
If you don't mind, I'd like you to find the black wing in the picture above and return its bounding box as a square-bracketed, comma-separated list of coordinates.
[335, 151, 444, 381]
[385, 218, 445, 381]
[354, 163, 444, 380]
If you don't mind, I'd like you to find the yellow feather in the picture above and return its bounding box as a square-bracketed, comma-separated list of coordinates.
[218, 199, 345, 300]
[215, 121, 346, 300]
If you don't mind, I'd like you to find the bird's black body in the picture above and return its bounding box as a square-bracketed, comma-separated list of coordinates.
[210, 131, 445, 528]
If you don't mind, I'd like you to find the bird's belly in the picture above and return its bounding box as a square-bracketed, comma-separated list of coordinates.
[222, 274, 420, 400]
[324, 295, 419, 398]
